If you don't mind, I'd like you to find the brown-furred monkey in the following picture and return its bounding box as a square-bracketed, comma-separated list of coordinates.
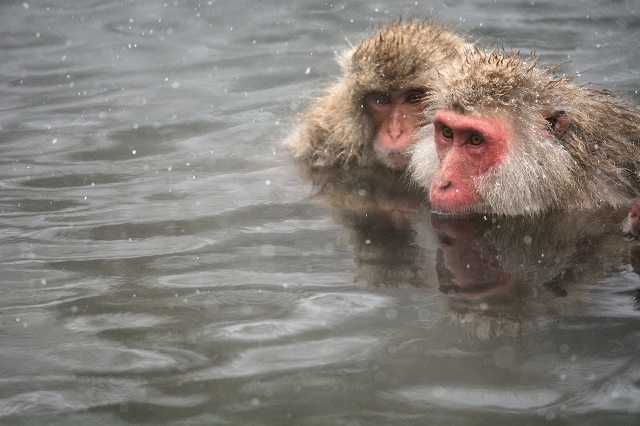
[410, 48, 640, 216]
[285, 19, 469, 170]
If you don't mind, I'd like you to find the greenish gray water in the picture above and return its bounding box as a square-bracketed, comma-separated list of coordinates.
[0, 0, 639, 424]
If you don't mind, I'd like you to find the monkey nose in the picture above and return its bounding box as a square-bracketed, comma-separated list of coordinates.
[388, 127, 403, 140]
[439, 180, 452, 190]
[386, 117, 405, 139]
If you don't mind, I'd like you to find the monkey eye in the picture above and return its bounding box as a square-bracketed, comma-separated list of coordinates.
[405, 91, 424, 104]
[375, 94, 391, 105]
[468, 134, 483, 146]
[441, 126, 453, 139]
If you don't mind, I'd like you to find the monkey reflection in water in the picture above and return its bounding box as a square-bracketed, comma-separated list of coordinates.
[417, 210, 635, 338]
[307, 168, 435, 288]
[306, 169, 639, 336]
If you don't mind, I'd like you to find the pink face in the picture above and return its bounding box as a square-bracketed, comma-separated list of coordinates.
[430, 109, 513, 213]
[363, 88, 426, 169]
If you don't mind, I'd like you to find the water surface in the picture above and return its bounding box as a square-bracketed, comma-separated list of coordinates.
[1, 0, 639, 424]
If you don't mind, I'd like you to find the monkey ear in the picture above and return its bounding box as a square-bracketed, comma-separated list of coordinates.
[542, 109, 568, 135]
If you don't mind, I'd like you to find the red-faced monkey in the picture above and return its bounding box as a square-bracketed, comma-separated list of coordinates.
[410, 48, 640, 216]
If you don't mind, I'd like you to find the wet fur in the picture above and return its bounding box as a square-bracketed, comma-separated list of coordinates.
[285, 19, 469, 169]
[410, 48, 640, 215]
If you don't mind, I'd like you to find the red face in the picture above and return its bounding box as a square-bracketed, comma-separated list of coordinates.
[363, 88, 426, 169]
[430, 109, 513, 213]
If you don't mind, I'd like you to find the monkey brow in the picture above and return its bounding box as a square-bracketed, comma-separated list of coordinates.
[436, 121, 485, 137]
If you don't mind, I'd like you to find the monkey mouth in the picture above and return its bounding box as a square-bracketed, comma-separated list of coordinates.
[384, 151, 411, 168]
[429, 196, 490, 216]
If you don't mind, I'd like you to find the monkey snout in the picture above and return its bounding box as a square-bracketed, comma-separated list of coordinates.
[386, 125, 404, 140]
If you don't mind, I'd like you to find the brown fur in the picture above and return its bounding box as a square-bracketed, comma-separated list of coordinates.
[285, 19, 469, 169]
[411, 47, 640, 215]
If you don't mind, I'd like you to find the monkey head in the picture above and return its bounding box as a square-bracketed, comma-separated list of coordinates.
[343, 20, 468, 169]
[410, 48, 640, 216]
[285, 20, 469, 171]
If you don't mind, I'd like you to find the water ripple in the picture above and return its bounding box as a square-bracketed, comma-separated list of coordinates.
[194, 291, 393, 342]
[65, 313, 177, 332]
[382, 385, 562, 410]
[180, 336, 380, 382]
[46, 342, 209, 374]
[0, 376, 209, 419]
